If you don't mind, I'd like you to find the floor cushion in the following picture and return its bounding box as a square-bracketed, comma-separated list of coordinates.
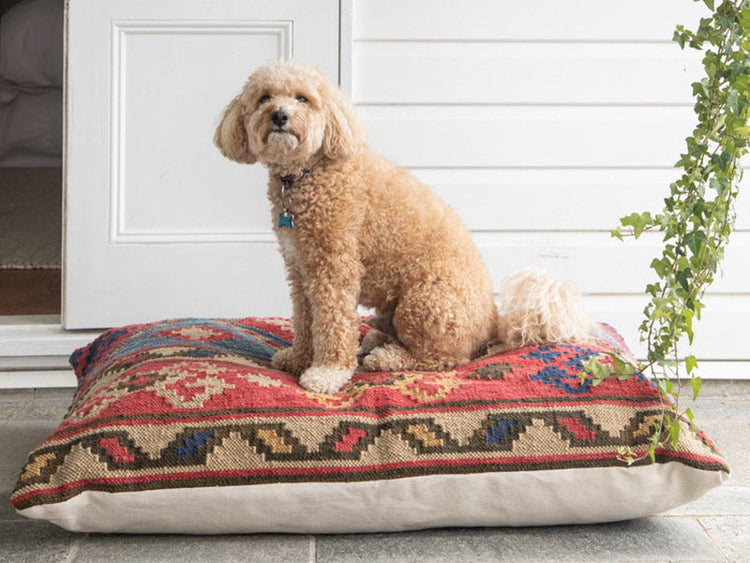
[11, 317, 729, 534]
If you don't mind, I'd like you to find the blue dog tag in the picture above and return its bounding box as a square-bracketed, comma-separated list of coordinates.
[278, 212, 294, 229]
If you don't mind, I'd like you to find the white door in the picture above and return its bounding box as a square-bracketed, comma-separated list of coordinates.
[63, 0, 341, 328]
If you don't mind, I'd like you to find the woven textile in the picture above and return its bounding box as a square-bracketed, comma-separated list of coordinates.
[12, 317, 728, 532]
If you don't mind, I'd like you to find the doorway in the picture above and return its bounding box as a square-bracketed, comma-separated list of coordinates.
[0, 0, 64, 317]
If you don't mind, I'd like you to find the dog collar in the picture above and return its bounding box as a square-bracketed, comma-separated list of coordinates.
[277, 168, 310, 229]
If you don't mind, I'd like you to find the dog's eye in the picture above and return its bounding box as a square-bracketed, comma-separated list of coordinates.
[295, 95, 309, 103]
[258, 94, 271, 104]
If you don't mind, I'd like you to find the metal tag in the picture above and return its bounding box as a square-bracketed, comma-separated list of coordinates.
[278, 212, 294, 229]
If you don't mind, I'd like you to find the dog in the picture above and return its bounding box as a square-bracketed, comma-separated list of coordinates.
[214, 60, 592, 394]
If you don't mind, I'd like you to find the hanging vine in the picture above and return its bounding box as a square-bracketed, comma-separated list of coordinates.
[586, 0, 750, 463]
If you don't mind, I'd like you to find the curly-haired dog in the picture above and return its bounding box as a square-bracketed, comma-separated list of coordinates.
[214, 60, 592, 393]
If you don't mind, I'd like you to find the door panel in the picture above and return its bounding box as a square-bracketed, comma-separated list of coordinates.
[64, 0, 340, 328]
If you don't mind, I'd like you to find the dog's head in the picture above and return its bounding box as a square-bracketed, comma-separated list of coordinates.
[214, 60, 367, 170]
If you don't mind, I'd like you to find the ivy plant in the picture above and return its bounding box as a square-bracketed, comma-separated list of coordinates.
[586, 0, 750, 464]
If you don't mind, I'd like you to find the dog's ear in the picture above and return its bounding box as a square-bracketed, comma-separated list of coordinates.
[322, 84, 367, 160]
[214, 95, 257, 164]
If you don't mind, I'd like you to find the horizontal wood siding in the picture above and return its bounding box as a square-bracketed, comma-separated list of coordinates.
[358, 105, 694, 167]
[354, 42, 703, 105]
[351, 0, 749, 365]
[353, 0, 708, 42]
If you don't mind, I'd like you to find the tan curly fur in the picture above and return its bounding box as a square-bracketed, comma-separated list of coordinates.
[214, 60, 592, 394]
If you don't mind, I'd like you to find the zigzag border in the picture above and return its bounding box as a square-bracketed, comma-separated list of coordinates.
[17, 408, 721, 488]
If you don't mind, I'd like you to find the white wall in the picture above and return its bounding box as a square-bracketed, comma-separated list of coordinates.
[350, 0, 750, 375]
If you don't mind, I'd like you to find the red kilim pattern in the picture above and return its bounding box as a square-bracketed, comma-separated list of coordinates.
[12, 318, 728, 511]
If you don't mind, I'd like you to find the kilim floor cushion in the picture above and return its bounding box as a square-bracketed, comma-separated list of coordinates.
[12, 318, 728, 534]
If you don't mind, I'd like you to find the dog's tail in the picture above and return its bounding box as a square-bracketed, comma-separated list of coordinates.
[494, 268, 593, 351]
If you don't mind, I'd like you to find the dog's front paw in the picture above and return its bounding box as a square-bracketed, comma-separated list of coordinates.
[271, 347, 312, 376]
[299, 366, 354, 394]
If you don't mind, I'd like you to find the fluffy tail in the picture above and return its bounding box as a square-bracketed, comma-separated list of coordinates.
[494, 268, 593, 351]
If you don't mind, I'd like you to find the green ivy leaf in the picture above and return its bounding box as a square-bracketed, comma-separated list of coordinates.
[689, 376, 702, 401]
[620, 212, 653, 239]
[684, 231, 708, 256]
[685, 355, 698, 375]
[683, 309, 695, 345]
[675, 267, 693, 291]
[685, 407, 695, 429]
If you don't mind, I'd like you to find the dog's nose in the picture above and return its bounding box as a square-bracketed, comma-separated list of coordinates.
[271, 108, 289, 128]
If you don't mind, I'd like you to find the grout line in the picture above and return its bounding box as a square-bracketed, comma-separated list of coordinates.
[308, 534, 317, 563]
[63, 533, 87, 563]
[695, 518, 718, 546]
[661, 513, 749, 519]
[694, 517, 730, 563]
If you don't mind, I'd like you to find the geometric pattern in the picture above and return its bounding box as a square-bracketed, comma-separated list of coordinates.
[12, 317, 729, 511]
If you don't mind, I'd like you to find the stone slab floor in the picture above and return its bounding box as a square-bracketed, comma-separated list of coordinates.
[1, 381, 748, 562]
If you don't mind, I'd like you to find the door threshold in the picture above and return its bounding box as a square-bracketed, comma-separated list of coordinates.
[0, 315, 101, 388]
[0, 314, 61, 326]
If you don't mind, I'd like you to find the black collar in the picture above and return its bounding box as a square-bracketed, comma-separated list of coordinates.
[278, 168, 311, 188]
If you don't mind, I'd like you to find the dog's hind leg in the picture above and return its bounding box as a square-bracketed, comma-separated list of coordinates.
[359, 312, 398, 357]
[359, 328, 394, 357]
[361, 282, 484, 372]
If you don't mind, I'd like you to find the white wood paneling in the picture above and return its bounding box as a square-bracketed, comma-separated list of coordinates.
[476, 232, 750, 295]
[353, 0, 709, 41]
[583, 294, 750, 361]
[354, 42, 703, 105]
[110, 20, 292, 243]
[417, 169, 750, 232]
[350, 0, 749, 373]
[360, 105, 694, 168]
